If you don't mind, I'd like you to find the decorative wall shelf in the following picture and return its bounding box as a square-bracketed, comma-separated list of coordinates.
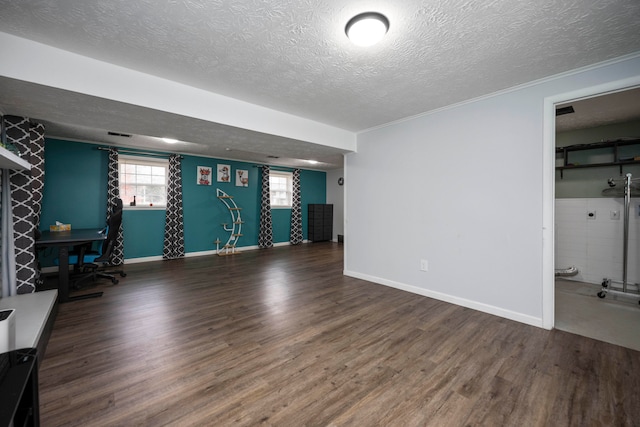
[215, 188, 243, 256]
[556, 138, 640, 179]
[0, 145, 30, 170]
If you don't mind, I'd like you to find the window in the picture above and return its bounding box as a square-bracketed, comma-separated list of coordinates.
[119, 155, 169, 208]
[269, 171, 293, 208]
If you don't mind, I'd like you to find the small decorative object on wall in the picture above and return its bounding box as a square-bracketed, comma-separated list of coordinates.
[197, 166, 212, 185]
[236, 169, 249, 187]
[217, 164, 231, 182]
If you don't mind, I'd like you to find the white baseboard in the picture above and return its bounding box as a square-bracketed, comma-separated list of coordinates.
[41, 240, 310, 273]
[343, 269, 543, 328]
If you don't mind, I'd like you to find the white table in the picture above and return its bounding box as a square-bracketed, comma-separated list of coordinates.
[0, 290, 58, 361]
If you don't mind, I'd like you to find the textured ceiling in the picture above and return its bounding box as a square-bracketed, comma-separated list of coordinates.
[1, 0, 640, 169]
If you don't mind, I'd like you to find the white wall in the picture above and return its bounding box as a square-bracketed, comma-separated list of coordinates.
[345, 53, 640, 328]
[556, 198, 639, 285]
[326, 168, 344, 242]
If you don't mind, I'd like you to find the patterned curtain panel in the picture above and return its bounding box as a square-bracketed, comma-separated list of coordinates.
[289, 169, 303, 245]
[163, 154, 185, 259]
[258, 166, 273, 248]
[5, 116, 40, 294]
[0, 169, 17, 297]
[29, 123, 45, 228]
[107, 147, 125, 265]
[30, 123, 46, 288]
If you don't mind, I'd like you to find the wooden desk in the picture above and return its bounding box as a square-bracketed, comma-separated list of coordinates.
[36, 229, 106, 302]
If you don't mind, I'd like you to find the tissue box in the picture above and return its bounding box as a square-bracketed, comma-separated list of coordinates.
[50, 224, 71, 232]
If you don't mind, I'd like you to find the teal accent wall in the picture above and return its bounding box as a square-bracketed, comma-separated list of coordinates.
[41, 139, 108, 229]
[39, 139, 327, 266]
[555, 119, 640, 198]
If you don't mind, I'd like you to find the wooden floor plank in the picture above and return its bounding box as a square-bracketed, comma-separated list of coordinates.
[38, 242, 640, 426]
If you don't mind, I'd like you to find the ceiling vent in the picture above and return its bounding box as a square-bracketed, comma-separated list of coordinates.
[555, 106, 575, 116]
[108, 131, 132, 137]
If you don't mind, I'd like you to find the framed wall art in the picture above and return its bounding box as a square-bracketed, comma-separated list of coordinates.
[236, 169, 249, 187]
[217, 164, 231, 182]
[197, 166, 212, 185]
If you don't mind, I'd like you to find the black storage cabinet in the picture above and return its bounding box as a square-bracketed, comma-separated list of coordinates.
[308, 204, 333, 242]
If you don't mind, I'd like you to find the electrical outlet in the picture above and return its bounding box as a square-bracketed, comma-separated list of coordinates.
[420, 259, 428, 271]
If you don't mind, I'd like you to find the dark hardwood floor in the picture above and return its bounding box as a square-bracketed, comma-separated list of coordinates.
[39, 242, 640, 426]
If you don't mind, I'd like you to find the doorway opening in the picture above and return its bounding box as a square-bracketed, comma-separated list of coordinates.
[546, 84, 640, 351]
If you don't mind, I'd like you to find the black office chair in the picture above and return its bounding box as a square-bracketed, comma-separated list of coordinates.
[89, 198, 127, 284]
[61, 199, 127, 298]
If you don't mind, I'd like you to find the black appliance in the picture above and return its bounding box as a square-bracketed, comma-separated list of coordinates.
[0, 348, 39, 427]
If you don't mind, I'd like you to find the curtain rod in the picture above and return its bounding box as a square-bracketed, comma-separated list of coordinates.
[97, 146, 183, 159]
[253, 165, 299, 171]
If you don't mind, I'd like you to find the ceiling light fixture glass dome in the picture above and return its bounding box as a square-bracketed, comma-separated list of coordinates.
[345, 12, 389, 47]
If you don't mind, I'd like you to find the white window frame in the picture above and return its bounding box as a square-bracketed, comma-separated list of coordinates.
[119, 155, 169, 210]
[269, 171, 293, 209]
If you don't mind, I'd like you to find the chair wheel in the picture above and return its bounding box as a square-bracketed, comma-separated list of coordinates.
[112, 278, 119, 284]
[597, 291, 606, 298]
[120, 272, 127, 277]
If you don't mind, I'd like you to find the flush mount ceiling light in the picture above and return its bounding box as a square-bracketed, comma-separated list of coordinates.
[162, 137, 178, 144]
[345, 12, 389, 47]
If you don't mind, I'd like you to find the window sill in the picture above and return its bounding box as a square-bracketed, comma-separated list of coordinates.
[123, 206, 166, 211]
[271, 205, 292, 210]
